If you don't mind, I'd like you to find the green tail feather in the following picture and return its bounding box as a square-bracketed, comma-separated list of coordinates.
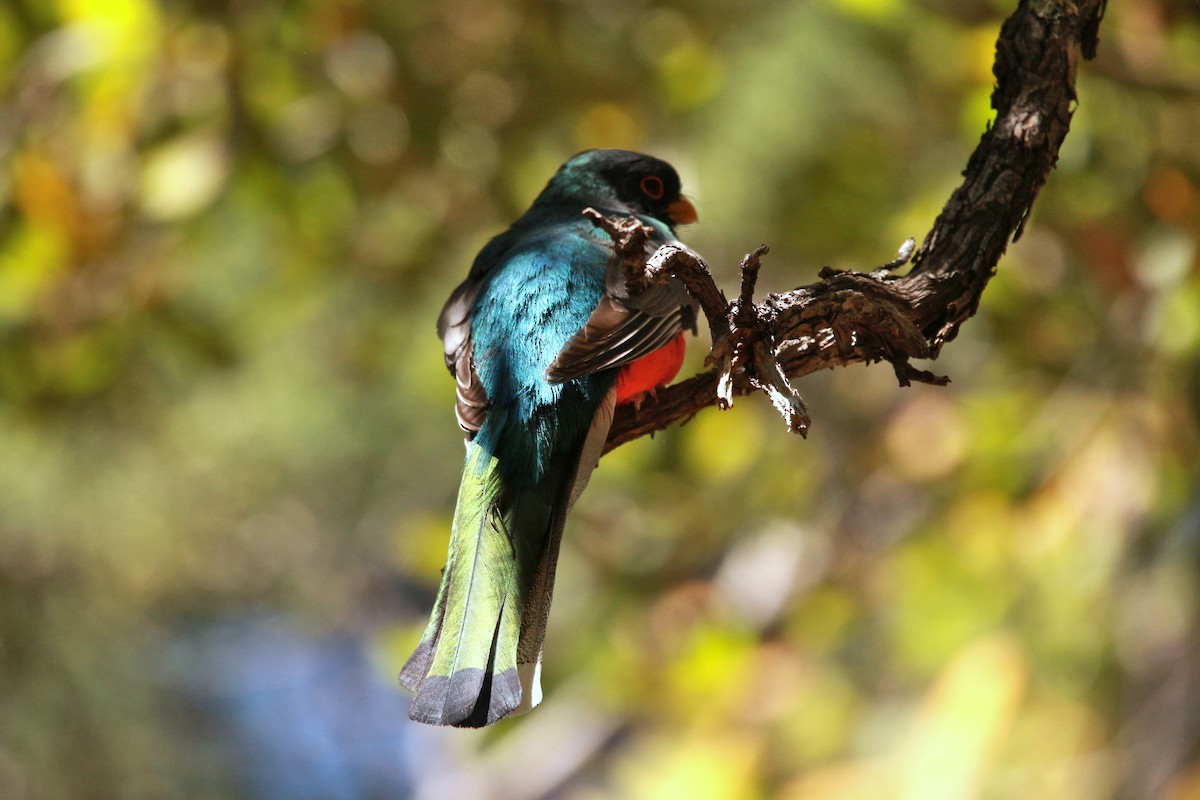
[400, 444, 569, 727]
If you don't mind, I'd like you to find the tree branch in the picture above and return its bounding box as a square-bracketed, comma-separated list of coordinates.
[603, 0, 1107, 454]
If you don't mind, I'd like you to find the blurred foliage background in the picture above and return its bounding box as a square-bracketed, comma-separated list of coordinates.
[1, 0, 1199, 798]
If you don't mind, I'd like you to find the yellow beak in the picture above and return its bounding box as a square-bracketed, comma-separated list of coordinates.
[667, 196, 698, 226]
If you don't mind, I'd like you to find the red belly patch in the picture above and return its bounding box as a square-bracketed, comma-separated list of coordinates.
[616, 332, 687, 405]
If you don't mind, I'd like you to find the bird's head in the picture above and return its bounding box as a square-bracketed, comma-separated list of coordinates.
[536, 149, 698, 229]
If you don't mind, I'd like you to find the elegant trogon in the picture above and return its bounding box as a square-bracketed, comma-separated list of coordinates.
[400, 150, 698, 727]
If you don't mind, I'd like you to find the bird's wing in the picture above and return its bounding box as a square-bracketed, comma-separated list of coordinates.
[437, 227, 537, 438]
[545, 237, 697, 383]
[438, 279, 489, 437]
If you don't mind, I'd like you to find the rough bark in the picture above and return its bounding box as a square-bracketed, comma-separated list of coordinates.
[603, 0, 1107, 454]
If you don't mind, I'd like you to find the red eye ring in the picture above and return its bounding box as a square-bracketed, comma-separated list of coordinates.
[639, 175, 665, 200]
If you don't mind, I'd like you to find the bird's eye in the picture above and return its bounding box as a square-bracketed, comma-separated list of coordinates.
[639, 175, 665, 200]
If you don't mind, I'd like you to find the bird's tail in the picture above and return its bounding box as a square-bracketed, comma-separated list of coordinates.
[399, 443, 569, 727]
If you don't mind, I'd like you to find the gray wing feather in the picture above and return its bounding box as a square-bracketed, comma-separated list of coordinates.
[438, 281, 489, 437]
[545, 241, 697, 384]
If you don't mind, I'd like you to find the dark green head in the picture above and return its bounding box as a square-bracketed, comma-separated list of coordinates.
[534, 149, 697, 227]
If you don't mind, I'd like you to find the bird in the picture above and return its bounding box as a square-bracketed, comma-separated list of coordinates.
[399, 149, 699, 727]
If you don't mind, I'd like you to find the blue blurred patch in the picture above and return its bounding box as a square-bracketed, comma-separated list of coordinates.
[163, 616, 422, 800]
